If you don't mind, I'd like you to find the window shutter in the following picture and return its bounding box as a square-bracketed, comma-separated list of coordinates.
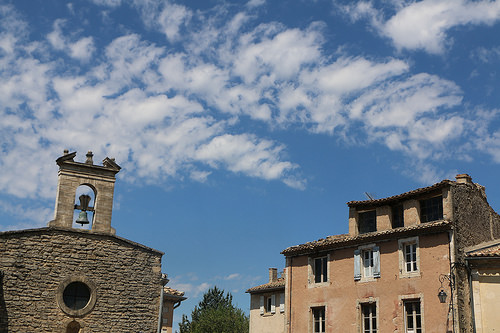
[271, 294, 276, 314]
[260, 296, 264, 315]
[280, 293, 285, 313]
[373, 246, 380, 278]
[354, 249, 361, 280]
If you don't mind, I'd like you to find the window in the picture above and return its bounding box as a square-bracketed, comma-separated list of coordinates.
[63, 282, 91, 310]
[405, 243, 417, 272]
[399, 237, 419, 277]
[361, 303, 377, 333]
[57, 277, 96, 317]
[420, 196, 443, 222]
[314, 256, 328, 283]
[354, 246, 380, 281]
[404, 300, 422, 333]
[392, 204, 404, 228]
[312, 307, 326, 333]
[260, 295, 276, 314]
[358, 210, 377, 234]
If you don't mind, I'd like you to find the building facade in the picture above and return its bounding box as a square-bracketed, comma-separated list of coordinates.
[249, 174, 500, 333]
[161, 286, 187, 333]
[247, 268, 286, 333]
[0, 150, 185, 332]
[465, 240, 500, 332]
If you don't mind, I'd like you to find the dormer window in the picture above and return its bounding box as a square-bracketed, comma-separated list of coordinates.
[358, 210, 376, 234]
[391, 204, 404, 228]
[419, 196, 443, 222]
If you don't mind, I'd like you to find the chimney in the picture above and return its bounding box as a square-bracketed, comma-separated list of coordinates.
[269, 268, 278, 283]
[456, 174, 472, 184]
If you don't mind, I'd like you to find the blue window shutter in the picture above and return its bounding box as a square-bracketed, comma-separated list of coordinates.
[373, 246, 380, 278]
[354, 249, 361, 280]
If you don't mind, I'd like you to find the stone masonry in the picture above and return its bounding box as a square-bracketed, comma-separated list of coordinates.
[0, 227, 163, 332]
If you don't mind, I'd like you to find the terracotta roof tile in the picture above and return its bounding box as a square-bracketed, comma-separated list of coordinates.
[467, 243, 500, 257]
[246, 278, 285, 293]
[281, 220, 451, 256]
[347, 180, 452, 207]
[163, 286, 186, 297]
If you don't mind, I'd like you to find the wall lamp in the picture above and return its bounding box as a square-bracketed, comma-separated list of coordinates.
[437, 274, 453, 303]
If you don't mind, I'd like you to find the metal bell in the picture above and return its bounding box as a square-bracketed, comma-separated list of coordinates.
[76, 211, 89, 225]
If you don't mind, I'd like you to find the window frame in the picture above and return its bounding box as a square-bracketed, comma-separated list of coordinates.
[361, 302, 378, 333]
[259, 294, 276, 315]
[311, 306, 326, 333]
[309, 254, 329, 286]
[354, 244, 380, 281]
[404, 300, 423, 333]
[391, 204, 404, 228]
[419, 195, 443, 223]
[398, 237, 420, 278]
[358, 210, 377, 234]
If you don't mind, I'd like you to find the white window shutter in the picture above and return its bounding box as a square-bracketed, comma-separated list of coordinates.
[373, 246, 381, 278]
[260, 296, 264, 315]
[354, 249, 361, 280]
[271, 294, 276, 314]
[280, 293, 285, 313]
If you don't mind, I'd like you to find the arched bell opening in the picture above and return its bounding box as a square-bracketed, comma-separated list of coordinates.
[72, 184, 96, 230]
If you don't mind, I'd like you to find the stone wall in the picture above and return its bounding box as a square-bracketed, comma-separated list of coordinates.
[0, 227, 163, 332]
[451, 181, 500, 333]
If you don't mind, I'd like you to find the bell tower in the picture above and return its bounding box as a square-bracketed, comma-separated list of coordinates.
[49, 150, 121, 234]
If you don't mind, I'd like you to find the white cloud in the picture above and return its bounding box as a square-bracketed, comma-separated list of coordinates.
[195, 134, 300, 184]
[224, 273, 241, 280]
[47, 19, 95, 61]
[89, 0, 122, 7]
[247, 0, 266, 8]
[344, 0, 500, 54]
[1, 0, 500, 226]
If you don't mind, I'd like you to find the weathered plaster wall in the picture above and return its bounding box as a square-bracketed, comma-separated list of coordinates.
[286, 232, 451, 333]
[249, 292, 285, 333]
[0, 228, 163, 332]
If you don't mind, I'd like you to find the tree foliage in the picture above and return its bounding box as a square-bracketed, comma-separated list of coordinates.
[178, 286, 249, 333]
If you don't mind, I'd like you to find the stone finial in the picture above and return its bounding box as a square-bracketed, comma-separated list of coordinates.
[85, 151, 94, 165]
[269, 268, 278, 283]
[456, 174, 472, 184]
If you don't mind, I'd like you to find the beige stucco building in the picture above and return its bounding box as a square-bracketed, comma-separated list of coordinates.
[250, 174, 500, 333]
[0, 150, 185, 332]
[247, 268, 286, 333]
[465, 240, 500, 332]
[161, 286, 187, 333]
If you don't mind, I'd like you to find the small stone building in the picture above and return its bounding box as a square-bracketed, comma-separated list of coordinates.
[0, 150, 184, 332]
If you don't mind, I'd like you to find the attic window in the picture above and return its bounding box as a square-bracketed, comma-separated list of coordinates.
[358, 210, 376, 234]
[391, 204, 404, 228]
[420, 196, 443, 222]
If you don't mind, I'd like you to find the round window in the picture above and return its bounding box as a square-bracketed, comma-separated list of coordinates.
[57, 277, 97, 317]
[63, 282, 91, 310]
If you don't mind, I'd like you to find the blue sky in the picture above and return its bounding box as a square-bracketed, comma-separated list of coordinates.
[1, 0, 500, 328]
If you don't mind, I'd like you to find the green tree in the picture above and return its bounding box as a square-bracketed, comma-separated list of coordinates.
[178, 286, 249, 333]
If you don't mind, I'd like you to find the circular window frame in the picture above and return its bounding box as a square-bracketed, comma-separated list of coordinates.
[57, 276, 97, 317]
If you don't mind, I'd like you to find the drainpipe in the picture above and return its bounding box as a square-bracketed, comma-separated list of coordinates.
[447, 230, 457, 333]
[288, 257, 292, 333]
[466, 260, 476, 333]
[157, 274, 168, 333]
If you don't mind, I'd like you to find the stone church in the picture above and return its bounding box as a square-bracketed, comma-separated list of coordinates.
[0, 150, 183, 332]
